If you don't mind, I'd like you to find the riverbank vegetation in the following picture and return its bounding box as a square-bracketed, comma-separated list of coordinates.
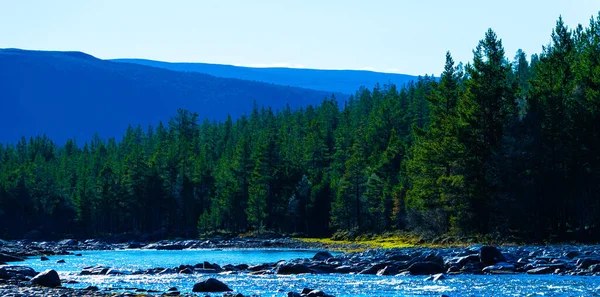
[1, 14, 600, 242]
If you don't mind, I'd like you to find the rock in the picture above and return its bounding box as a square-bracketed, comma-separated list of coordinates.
[0, 265, 37, 280]
[40, 256, 49, 261]
[483, 263, 515, 274]
[192, 278, 232, 292]
[30, 269, 61, 287]
[80, 266, 109, 275]
[127, 242, 144, 249]
[306, 290, 325, 297]
[589, 264, 600, 273]
[408, 262, 444, 275]
[168, 287, 178, 291]
[376, 265, 398, 276]
[58, 239, 78, 246]
[276, 262, 311, 275]
[0, 253, 24, 262]
[105, 269, 125, 275]
[313, 251, 333, 261]
[83, 286, 99, 291]
[433, 273, 447, 281]
[179, 267, 193, 274]
[527, 266, 555, 274]
[479, 246, 506, 265]
[56, 259, 65, 263]
[158, 268, 175, 274]
[247, 263, 272, 271]
[288, 293, 301, 297]
[301, 288, 314, 294]
[577, 258, 600, 269]
[564, 251, 580, 259]
[75, 253, 82, 256]
[358, 263, 387, 275]
[155, 243, 184, 250]
[388, 254, 412, 261]
[456, 254, 480, 266]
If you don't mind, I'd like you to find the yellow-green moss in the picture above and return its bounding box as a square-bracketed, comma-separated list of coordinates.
[297, 232, 467, 252]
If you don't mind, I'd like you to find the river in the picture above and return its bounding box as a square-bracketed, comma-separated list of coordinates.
[19, 249, 600, 296]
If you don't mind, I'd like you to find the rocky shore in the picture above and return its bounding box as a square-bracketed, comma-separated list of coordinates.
[0, 237, 341, 262]
[1, 238, 600, 296]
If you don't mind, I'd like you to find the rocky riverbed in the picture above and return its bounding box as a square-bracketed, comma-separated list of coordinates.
[1, 239, 600, 296]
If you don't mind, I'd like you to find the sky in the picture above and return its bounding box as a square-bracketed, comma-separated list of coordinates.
[0, 0, 599, 75]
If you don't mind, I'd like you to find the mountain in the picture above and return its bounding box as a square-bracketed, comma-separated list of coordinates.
[0, 48, 346, 144]
[112, 59, 418, 94]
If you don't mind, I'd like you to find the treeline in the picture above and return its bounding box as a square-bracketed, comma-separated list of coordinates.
[1, 15, 600, 241]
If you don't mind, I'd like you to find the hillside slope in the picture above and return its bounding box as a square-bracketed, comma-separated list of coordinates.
[0, 49, 343, 144]
[112, 59, 418, 94]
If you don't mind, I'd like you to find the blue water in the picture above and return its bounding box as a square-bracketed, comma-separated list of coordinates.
[22, 249, 323, 273]
[20, 249, 600, 297]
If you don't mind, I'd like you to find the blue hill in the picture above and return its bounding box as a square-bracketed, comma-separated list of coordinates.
[111, 59, 418, 95]
[0, 49, 345, 144]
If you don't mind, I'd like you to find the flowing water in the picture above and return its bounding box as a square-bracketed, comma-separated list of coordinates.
[20, 249, 600, 297]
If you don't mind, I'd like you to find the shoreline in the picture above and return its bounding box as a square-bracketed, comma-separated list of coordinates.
[1, 241, 600, 296]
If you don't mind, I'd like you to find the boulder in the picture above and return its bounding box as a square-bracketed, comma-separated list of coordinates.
[0, 265, 37, 279]
[40, 256, 49, 261]
[408, 262, 444, 275]
[0, 253, 24, 262]
[564, 251, 580, 259]
[58, 239, 78, 246]
[577, 258, 600, 269]
[527, 266, 554, 274]
[313, 251, 333, 261]
[56, 259, 65, 263]
[83, 286, 100, 291]
[80, 266, 109, 275]
[276, 262, 311, 275]
[192, 278, 232, 292]
[425, 273, 447, 281]
[105, 269, 125, 275]
[482, 263, 515, 274]
[456, 254, 480, 266]
[589, 264, 600, 273]
[376, 265, 398, 276]
[30, 269, 61, 287]
[358, 263, 387, 275]
[306, 290, 325, 297]
[479, 246, 506, 266]
[388, 254, 412, 261]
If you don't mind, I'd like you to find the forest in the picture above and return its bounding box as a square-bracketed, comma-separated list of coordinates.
[1, 15, 600, 242]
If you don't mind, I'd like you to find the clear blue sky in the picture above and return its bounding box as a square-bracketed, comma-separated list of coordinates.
[1, 0, 598, 75]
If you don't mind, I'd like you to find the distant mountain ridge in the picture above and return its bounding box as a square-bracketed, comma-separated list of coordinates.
[0, 48, 346, 144]
[112, 59, 418, 94]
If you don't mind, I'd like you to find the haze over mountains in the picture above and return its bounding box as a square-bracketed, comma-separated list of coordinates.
[0, 48, 418, 144]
